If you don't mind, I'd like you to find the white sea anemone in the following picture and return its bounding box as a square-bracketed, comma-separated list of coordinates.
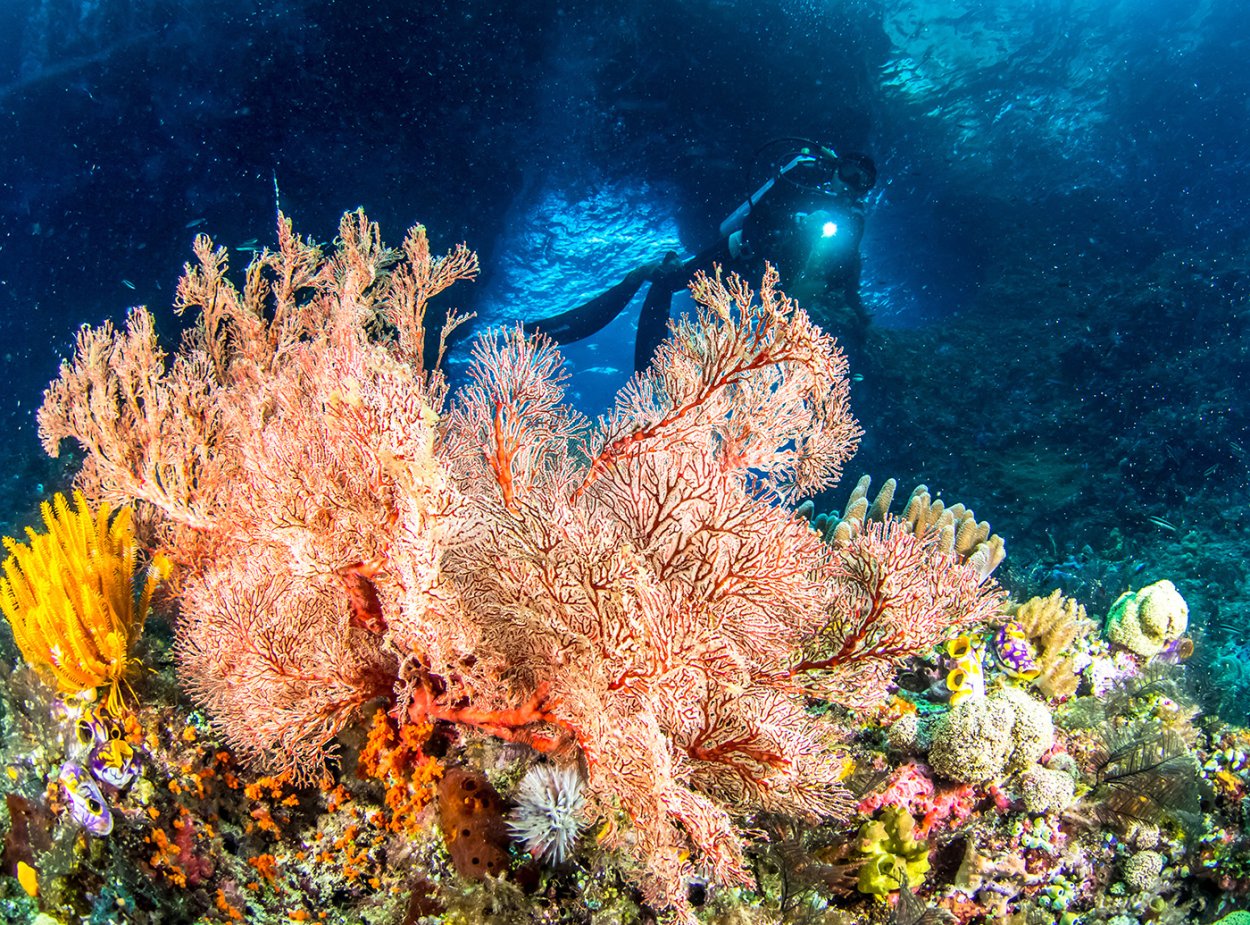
[506, 762, 586, 864]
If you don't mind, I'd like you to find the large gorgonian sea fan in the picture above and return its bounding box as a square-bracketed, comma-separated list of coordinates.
[442, 267, 868, 912]
[38, 212, 478, 780]
[36, 215, 1005, 922]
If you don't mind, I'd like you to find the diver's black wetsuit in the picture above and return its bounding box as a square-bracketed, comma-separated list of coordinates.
[533, 239, 732, 374]
[532, 148, 874, 374]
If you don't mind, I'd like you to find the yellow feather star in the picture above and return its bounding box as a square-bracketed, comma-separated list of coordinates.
[0, 491, 169, 714]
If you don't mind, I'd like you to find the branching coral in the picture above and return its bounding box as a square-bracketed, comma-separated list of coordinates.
[442, 272, 866, 908]
[0, 491, 169, 713]
[40, 213, 473, 779]
[356, 708, 443, 835]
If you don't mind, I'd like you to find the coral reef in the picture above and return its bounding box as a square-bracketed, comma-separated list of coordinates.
[1, 213, 1248, 925]
[26, 214, 1008, 919]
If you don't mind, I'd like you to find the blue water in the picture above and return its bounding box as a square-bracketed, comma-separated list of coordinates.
[0, 4, 1243, 555]
[2, 2, 1240, 379]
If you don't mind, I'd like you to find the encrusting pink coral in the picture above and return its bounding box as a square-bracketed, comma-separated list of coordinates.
[858, 761, 935, 817]
[857, 761, 981, 839]
[38, 214, 1007, 920]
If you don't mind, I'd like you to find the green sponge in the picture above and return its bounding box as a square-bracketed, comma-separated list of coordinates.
[855, 806, 930, 899]
[1212, 913, 1250, 925]
[1105, 579, 1188, 657]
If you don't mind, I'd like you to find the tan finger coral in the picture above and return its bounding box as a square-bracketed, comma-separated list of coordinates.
[1011, 590, 1095, 700]
[814, 475, 1006, 581]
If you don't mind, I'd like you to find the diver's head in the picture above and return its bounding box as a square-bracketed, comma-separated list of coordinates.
[751, 138, 876, 195]
[777, 144, 876, 202]
[832, 152, 876, 198]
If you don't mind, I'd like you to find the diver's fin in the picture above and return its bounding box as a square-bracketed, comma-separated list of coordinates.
[531, 265, 651, 344]
[634, 252, 704, 372]
[634, 262, 687, 373]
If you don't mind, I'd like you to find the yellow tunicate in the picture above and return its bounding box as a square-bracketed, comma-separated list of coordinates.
[16, 860, 38, 897]
[946, 636, 970, 659]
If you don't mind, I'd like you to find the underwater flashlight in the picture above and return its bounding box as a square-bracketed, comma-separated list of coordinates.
[794, 209, 854, 277]
[800, 210, 848, 246]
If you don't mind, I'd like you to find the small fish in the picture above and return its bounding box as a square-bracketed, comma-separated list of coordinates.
[121, 279, 136, 290]
[185, 217, 206, 228]
[58, 762, 113, 836]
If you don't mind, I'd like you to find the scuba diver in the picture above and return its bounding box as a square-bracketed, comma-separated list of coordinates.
[531, 138, 877, 374]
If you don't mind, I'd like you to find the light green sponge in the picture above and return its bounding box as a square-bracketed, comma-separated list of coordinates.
[1105, 579, 1188, 657]
[1213, 913, 1250, 925]
[855, 806, 930, 899]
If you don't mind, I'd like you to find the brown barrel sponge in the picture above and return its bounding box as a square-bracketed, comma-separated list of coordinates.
[437, 766, 511, 880]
